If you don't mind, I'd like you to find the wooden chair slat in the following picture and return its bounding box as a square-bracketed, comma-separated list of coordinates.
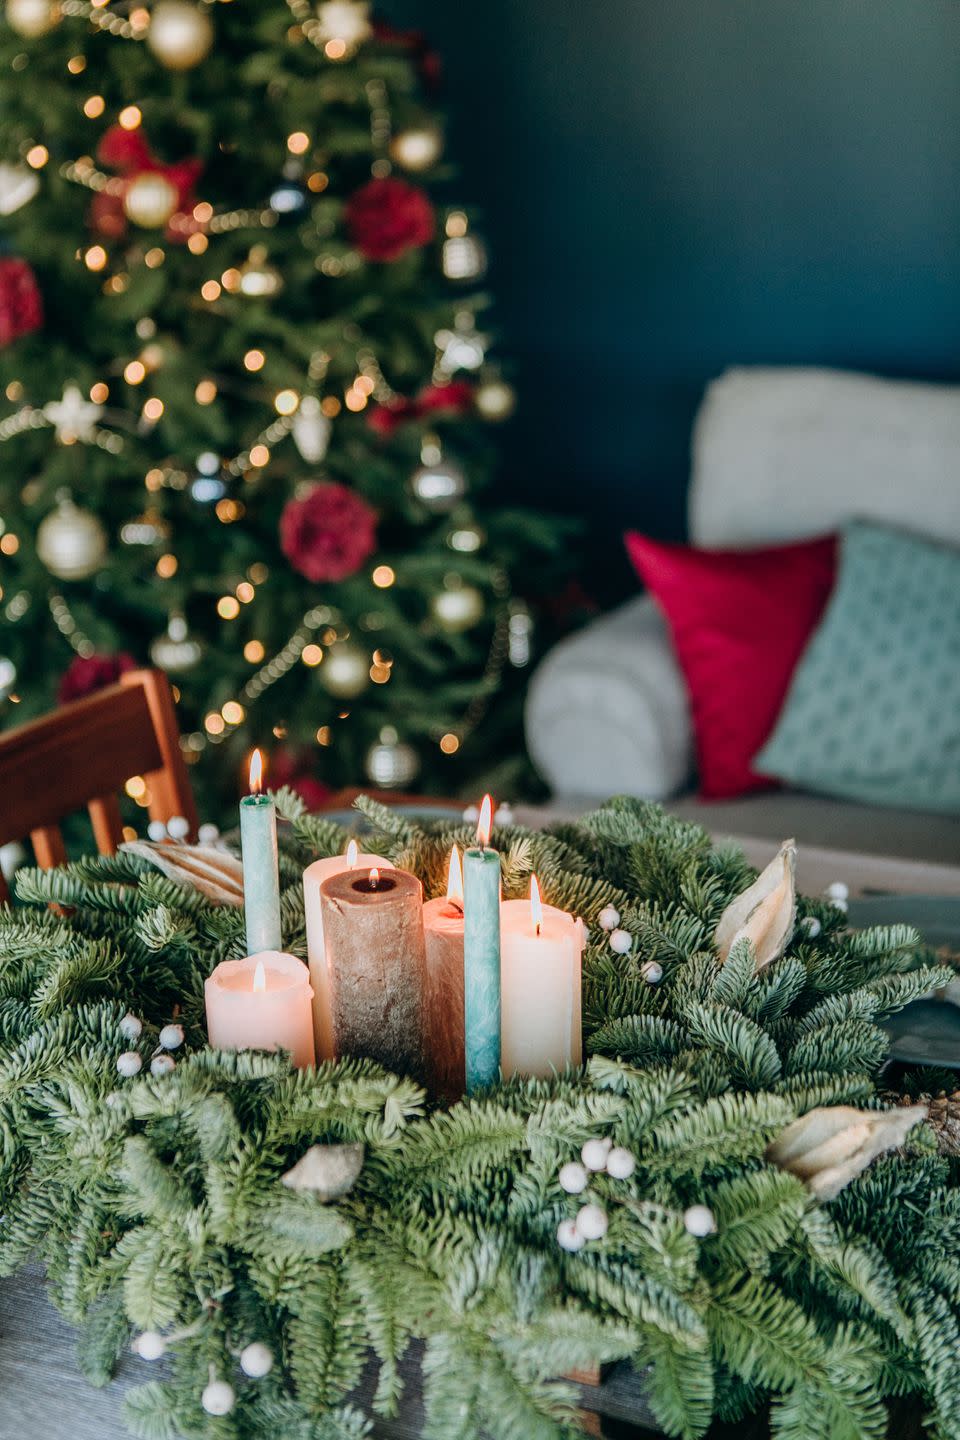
[88, 794, 123, 856]
[30, 825, 68, 870]
[128, 670, 198, 839]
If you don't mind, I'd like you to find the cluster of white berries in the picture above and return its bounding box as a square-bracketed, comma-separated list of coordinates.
[597, 906, 662, 983]
[462, 801, 514, 827]
[116, 1014, 184, 1080]
[145, 818, 221, 845]
[824, 880, 849, 914]
[555, 1135, 637, 1253]
[132, 1337, 274, 1417]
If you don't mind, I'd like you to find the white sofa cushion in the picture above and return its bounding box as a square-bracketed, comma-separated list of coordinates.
[690, 367, 960, 548]
[525, 595, 692, 800]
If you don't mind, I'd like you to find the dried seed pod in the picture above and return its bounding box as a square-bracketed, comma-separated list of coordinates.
[281, 1142, 365, 1202]
[767, 1103, 928, 1201]
[120, 840, 244, 906]
[715, 839, 797, 971]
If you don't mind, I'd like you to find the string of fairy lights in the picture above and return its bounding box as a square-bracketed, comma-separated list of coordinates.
[0, 0, 521, 777]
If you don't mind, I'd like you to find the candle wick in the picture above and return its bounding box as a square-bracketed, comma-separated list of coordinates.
[535, 922, 541, 938]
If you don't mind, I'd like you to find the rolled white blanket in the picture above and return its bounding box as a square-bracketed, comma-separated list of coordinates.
[525, 595, 693, 800]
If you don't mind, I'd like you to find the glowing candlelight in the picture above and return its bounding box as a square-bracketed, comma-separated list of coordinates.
[447, 845, 464, 909]
[530, 875, 543, 936]
[477, 794, 493, 848]
[369, 867, 380, 890]
[346, 838, 359, 868]
[249, 747, 264, 793]
[253, 959, 266, 993]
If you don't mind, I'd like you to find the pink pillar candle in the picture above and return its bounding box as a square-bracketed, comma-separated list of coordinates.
[205, 951, 315, 1069]
[423, 846, 466, 1101]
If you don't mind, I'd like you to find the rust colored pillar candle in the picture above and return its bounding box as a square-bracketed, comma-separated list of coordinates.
[422, 846, 466, 1101]
[319, 866, 426, 1077]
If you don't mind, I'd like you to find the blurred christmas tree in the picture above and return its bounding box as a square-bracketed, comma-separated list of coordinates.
[0, 0, 570, 818]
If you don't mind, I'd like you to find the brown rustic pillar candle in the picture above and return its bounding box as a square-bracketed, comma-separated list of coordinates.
[423, 847, 466, 1101]
[319, 866, 426, 1077]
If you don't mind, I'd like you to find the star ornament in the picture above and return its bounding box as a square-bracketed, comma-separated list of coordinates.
[44, 384, 105, 443]
[315, 0, 372, 48]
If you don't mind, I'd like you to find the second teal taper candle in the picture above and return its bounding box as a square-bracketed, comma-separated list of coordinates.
[462, 797, 501, 1091]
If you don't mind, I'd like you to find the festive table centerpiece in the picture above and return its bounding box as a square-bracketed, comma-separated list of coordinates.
[0, 791, 958, 1440]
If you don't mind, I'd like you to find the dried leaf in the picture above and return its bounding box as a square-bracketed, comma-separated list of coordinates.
[716, 840, 796, 971]
[767, 1103, 928, 1200]
[120, 841, 244, 907]
[281, 1142, 365, 1202]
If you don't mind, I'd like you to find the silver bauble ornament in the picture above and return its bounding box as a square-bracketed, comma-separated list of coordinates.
[364, 726, 420, 788]
[123, 172, 178, 229]
[238, 246, 282, 298]
[410, 458, 467, 512]
[292, 395, 331, 462]
[431, 583, 484, 633]
[442, 233, 487, 282]
[147, 0, 214, 70]
[475, 378, 516, 422]
[150, 614, 203, 671]
[389, 127, 443, 173]
[320, 642, 369, 699]
[0, 656, 16, 701]
[5, 0, 60, 37]
[0, 164, 39, 216]
[37, 495, 108, 580]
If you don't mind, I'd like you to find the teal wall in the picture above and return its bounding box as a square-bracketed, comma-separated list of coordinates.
[407, 0, 960, 558]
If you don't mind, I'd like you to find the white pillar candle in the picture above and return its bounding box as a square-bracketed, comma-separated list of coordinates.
[499, 876, 584, 1080]
[303, 839, 392, 1061]
[204, 951, 315, 1069]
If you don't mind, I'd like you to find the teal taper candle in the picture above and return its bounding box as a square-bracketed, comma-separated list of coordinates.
[240, 749, 282, 955]
[462, 795, 501, 1092]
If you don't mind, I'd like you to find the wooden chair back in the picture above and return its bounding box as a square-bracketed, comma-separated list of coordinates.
[0, 668, 198, 903]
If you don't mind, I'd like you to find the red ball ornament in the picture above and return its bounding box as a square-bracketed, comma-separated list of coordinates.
[279, 482, 377, 583]
[0, 257, 43, 346]
[58, 652, 136, 704]
[344, 177, 435, 262]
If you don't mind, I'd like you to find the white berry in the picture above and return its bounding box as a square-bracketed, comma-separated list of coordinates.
[557, 1218, 586, 1252]
[609, 929, 632, 955]
[581, 1137, 613, 1171]
[159, 1023, 184, 1051]
[133, 1330, 166, 1361]
[494, 803, 514, 826]
[606, 1146, 636, 1180]
[832, 898, 849, 914]
[575, 1203, 609, 1241]
[147, 820, 168, 841]
[802, 916, 822, 938]
[117, 1051, 142, 1078]
[598, 905, 620, 932]
[239, 1342, 274, 1379]
[198, 822, 220, 845]
[641, 961, 663, 984]
[462, 804, 480, 824]
[166, 815, 190, 841]
[683, 1204, 716, 1237]
[151, 1054, 176, 1077]
[119, 1013, 143, 1042]
[825, 881, 849, 901]
[558, 1161, 589, 1194]
[201, 1380, 236, 1417]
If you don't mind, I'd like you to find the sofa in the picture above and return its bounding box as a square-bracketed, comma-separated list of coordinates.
[526, 367, 960, 877]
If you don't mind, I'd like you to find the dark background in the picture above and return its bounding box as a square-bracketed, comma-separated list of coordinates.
[399, 0, 960, 596]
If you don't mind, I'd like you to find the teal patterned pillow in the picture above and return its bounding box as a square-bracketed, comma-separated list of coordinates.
[756, 520, 960, 814]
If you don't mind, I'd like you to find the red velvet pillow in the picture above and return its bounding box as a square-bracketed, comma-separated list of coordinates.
[625, 531, 838, 798]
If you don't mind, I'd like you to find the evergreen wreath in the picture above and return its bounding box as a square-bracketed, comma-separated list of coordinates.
[1, 793, 958, 1440]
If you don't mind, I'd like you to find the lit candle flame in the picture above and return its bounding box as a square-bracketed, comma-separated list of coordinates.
[346, 838, 359, 868]
[253, 959, 266, 992]
[530, 874, 543, 937]
[447, 845, 464, 905]
[369, 866, 380, 889]
[248, 747, 264, 795]
[477, 794, 493, 848]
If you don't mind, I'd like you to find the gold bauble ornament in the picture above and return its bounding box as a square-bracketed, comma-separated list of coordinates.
[36, 493, 108, 580]
[389, 127, 443, 173]
[5, 0, 61, 38]
[123, 172, 178, 229]
[320, 641, 369, 699]
[475, 378, 516, 422]
[238, 246, 283, 298]
[431, 582, 484, 633]
[147, 0, 214, 71]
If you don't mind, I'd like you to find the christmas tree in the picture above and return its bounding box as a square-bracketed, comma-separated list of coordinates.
[0, 0, 567, 817]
